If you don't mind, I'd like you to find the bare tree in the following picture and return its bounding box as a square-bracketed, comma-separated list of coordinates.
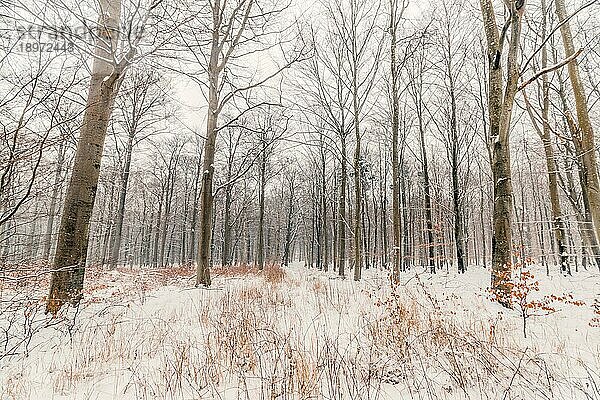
[479, 0, 525, 305]
[555, 0, 600, 268]
[107, 70, 168, 269]
[47, 0, 167, 313]
[388, 0, 409, 280]
[179, 0, 304, 286]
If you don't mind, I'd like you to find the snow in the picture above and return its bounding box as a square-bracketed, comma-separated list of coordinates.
[1, 264, 599, 399]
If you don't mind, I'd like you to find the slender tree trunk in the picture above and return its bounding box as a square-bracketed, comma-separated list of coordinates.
[338, 134, 347, 277]
[558, 81, 600, 270]
[43, 141, 66, 260]
[390, 4, 401, 280]
[448, 73, 466, 274]
[537, 0, 567, 272]
[320, 135, 328, 272]
[189, 154, 202, 263]
[222, 184, 233, 267]
[555, 0, 600, 265]
[256, 133, 267, 270]
[196, 25, 220, 286]
[108, 134, 134, 269]
[352, 79, 362, 281]
[282, 176, 295, 266]
[522, 4, 569, 272]
[417, 96, 435, 272]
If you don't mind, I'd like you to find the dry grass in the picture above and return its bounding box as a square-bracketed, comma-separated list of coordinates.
[1, 266, 598, 399]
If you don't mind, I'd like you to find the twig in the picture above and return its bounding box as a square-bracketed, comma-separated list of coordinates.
[518, 48, 583, 91]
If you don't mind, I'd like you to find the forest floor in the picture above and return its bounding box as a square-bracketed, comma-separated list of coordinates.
[1, 262, 599, 399]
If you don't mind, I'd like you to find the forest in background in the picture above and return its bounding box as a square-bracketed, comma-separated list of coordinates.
[1, 0, 600, 311]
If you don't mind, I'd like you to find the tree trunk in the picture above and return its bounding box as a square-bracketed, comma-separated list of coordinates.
[282, 175, 295, 266]
[480, 0, 524, 305]
[43, 141, 66, 260]
[196, 25, 220, 286]
[417, 94, 435, 273]
[522, 2, 569, 272]
[47, 0, 123, 314]
[555, 0, 600, 264]
[320, 134, 328, 272]
[352, 79, 362, 282]
[390, 2, 401, 280]
[448, 66, 466, 274]
[338, 134, 348, 277]
[108, 134, 134, 269]
[257, 136, 267, 270]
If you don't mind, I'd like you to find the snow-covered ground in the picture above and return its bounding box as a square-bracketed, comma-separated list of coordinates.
[1, 263, 599, 399]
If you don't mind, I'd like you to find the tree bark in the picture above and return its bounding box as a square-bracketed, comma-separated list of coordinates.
[390, 0, 402, 281]
[196, 8, 221, 286]
[480, 0, 524, 305]
[47, 0, 124, 314]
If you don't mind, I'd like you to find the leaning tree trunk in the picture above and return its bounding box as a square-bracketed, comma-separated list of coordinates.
[47, 0, 123, 314]
[555, 0, 600, 261]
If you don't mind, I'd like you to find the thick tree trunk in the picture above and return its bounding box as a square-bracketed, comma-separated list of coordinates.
[480, 0, 524, 305]
[46, 0, 123, 314]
